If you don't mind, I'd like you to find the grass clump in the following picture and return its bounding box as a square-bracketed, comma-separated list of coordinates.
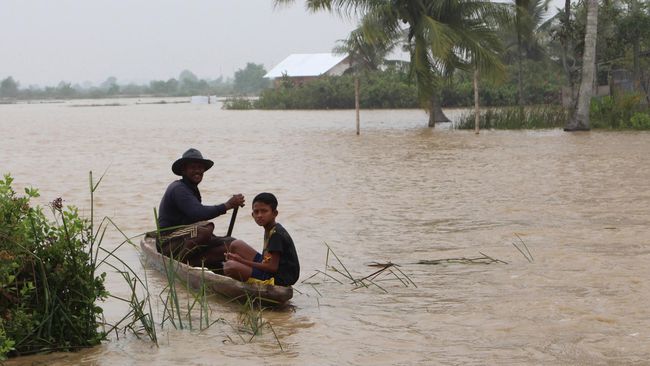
[456, 106, 568, 130]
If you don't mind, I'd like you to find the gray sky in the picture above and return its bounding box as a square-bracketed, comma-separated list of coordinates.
[1, 0, 566, 87]
[0, 0, 358, 86]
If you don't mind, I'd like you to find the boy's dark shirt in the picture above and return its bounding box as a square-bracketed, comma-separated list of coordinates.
[265, 223, 300, 286]
[158, 178, 227, 229]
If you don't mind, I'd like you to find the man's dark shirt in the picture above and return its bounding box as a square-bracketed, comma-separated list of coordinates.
[158, 178, 227, 229]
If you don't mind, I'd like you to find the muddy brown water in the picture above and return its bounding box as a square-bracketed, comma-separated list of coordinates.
[2, 99, 649, 365]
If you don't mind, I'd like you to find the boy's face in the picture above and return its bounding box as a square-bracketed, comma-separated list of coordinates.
[252, 201, 277, 228]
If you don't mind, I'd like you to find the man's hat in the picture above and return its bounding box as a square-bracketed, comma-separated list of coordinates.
[171, 148, 214, 176]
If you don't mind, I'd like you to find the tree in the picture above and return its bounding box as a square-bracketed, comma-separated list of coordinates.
[276, 0, 506, 127]
[56, 81, 76, 98]
[566, 0, 598, 131]
[617, 0, 650, 91]
[510, 0, 552, 109]
[100, 76, 119, 95]
[149, 78, 179, 95]
[0, 77, 19, 98]
[179, 69, 199, 84]
[233, 63, 269, 95]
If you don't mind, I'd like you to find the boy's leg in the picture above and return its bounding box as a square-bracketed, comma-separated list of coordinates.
[223, 260, 254, 282]
[228, 239, 258, 260]
[223, 239, 259, 281]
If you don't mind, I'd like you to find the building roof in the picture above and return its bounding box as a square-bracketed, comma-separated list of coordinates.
[264, 53, 349, 78]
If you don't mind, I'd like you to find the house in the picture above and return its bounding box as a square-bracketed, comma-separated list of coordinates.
[264, 53, 350, 87]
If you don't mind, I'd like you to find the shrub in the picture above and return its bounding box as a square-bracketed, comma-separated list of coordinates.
[222, 96, 254, 110]
[629, 112, 650, 129]
[590, 93, 645, 129]
[0, 174, 107, 358]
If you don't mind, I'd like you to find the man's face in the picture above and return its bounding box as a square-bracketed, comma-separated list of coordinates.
[182, 161, 205, 185]
[252, 201, 277, 228]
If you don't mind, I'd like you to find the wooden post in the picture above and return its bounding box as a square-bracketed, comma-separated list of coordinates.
[355, 76, 360, 135]
[474, 68, 480, 134]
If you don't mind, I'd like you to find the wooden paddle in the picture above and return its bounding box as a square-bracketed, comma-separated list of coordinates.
[226, 206, 238, 237]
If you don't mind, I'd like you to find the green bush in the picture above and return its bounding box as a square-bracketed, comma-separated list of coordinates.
[590, 93, 646, 129]
[222, 96, 254, 110]
[629, 112, 650, 129]
[0, 174, 107, 358]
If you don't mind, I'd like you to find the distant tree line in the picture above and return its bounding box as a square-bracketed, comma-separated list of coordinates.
[0, 63, 270, 101]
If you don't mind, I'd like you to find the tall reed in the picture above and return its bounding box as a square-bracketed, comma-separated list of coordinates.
[455, 106, 568, 130]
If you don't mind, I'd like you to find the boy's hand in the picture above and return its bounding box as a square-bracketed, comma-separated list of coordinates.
[225, 194, 245, 210]
[226, 252, 243, 263]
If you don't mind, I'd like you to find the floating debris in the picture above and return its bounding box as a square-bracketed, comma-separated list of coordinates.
[417, 252, 507, 265]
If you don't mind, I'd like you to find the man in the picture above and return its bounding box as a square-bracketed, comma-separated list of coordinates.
[157, 148, 245, 269]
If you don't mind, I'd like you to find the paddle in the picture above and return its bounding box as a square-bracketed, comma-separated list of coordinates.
[226, 206, 238, 237]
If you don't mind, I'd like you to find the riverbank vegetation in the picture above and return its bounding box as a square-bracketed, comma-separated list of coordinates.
[0, 175, 107, 358]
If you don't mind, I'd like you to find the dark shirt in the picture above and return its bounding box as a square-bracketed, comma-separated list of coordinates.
[158, 178, 227, 229]
[264, 223, 300, 286]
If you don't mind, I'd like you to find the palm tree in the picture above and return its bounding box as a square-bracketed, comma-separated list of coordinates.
[276, 0, 507, 127]
[565, 0, 598, 131]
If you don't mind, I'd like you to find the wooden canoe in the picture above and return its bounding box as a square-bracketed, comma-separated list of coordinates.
[140, 236, 293, 305]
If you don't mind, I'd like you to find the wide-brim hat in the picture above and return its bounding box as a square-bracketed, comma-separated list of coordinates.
[171, 148, 214, 176]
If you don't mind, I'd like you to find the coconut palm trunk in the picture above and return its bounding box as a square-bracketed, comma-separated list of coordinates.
[565, 0, 598, 131]
[428, 92, 450, 127]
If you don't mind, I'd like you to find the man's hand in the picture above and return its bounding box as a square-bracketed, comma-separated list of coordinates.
[225, 194, 245, 210]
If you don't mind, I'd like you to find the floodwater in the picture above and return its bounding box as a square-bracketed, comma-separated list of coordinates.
[2, 99, 649, 365]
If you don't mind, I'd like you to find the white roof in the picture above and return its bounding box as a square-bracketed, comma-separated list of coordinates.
[264, 53, 348, 78]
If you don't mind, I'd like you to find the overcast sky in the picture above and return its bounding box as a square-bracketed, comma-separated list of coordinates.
[0, 0, 359, 86]
[1, 0, 566, 88]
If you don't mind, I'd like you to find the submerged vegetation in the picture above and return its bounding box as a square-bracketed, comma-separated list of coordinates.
[455, 105, 569, 129]
[455, 94, 650, 130]
[590, 93, 650, 129]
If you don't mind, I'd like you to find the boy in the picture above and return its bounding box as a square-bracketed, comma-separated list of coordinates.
[224, 192, 300, 286]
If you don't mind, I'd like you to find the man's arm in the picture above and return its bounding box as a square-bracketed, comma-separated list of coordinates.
[172, 186, 227, 222]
